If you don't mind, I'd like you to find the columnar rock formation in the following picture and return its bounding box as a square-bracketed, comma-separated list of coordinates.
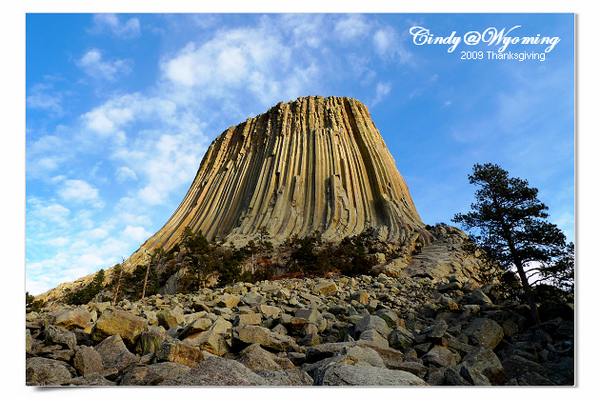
[35, 95, 435, 303]
[131, 95, 427, 262]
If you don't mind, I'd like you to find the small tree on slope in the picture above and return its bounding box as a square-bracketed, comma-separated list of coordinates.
[452, 163, 572, 325]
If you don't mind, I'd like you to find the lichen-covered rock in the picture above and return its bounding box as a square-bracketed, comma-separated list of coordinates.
[134, 330, 168, 356]
[389, 326, 415, 351]
[91, 307, 149, 346]
[157, 307, 185, 330]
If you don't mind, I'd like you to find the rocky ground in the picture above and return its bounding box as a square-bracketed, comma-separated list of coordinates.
[26, 271, 574, 386]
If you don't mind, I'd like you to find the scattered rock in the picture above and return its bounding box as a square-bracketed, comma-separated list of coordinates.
[26, 270, 574, 387]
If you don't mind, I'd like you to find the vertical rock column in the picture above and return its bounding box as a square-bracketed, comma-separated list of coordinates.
[126, 96, 427, 264]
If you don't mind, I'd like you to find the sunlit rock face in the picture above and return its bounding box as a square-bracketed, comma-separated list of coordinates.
[126, 95, 428, 263]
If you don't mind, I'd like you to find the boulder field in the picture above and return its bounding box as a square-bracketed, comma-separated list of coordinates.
[26, 272, 574, 386]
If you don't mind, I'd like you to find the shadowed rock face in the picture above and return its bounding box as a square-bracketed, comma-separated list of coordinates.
[131, 95, 426, 260]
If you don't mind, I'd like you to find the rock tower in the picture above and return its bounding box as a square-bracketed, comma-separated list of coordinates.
[127, 95, 427, 264]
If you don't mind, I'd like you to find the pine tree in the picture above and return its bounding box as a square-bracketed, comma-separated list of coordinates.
[452, 163, 572, 325]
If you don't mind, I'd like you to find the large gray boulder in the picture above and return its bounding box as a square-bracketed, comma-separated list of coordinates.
[237, 343, 295, 371]
[314, 363, 428, 386]
[354, 315, 391, 340]
[422, 345, 460, 368]
[73, 345, 104, 376]
[44, 325, 77, 350]
[255, 370, 314, 386]
[120, 362, 191, 386]
[460, 347, 504, 385]
[305, 340, 404, 366]
[388, 326, 415, 351]
[94, 334, 138, 372]
[26, 357, 73, 386]
[159, 357, 269, 386]
[462, 317, 504, 350]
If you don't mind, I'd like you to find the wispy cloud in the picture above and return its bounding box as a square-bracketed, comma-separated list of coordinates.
[90, 14, 141, 39]
[77, 48, 132, 81]
[26, 83, 63, 114]
[160, 23, 306, 107]
[371, 81, 392, 107]
[58, 179, 103, 208]
[335, 14, 371, 42]
[373, 26, 413, 64]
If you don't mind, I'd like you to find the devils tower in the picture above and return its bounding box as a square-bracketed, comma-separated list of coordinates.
[35, 95, 498, 304]
[124, 95, 428, 266]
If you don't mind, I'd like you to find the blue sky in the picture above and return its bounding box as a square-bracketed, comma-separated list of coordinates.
[25, 13, 574, 295]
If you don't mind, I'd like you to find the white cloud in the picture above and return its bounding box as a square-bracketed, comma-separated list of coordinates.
[58, 179, 100, 204]
[83, 93, 177, 136]
[373, 26, 413, 64]
[77, 48, 132, 81]
[279, 14, 324, 48]
[335, 14, 371, 41]
[87, 228, 109, 240]
[92, 14, 141, 38]
[27, 199, 70, 225]
[26, 134, 70, 178]
[372, 81, 392, 107]
[116, 166, 137, 182]
[47, 237, 70, 247]
[115, 126, 206, 206]
[122, 225, 151, 242]
[373, 28, 394, 56]
[161, 23, 317, 106]
[27, 83, 63, 114]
